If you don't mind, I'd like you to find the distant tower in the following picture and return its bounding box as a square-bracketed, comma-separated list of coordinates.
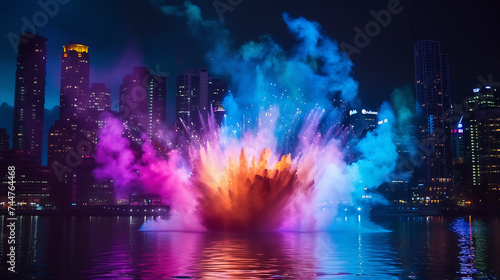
[414, 40, 452, 203]
[176, 69, 227, 127]
[12, 31, 47, 163]
[59, 43, 90, 121]
[119, 66, 167, 142]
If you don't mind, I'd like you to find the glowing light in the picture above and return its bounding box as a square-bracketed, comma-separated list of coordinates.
[63, 43, 89, 53]
[361, 109, 377, 115]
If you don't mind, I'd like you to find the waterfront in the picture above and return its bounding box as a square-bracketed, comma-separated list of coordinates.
[1, 215, 500, 279]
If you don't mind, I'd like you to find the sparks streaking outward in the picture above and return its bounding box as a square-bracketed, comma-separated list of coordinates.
[94, 3, 410, 232]
[188, 110, 345, 231]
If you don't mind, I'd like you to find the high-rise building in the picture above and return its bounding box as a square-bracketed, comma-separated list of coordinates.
[176, 69, 208, 127]
[464, 86, 500, 202]
[48, 43, 112, 208]
[49, 43, 96, 166]
[176, 69, 227, 128]
[476, 109, 500, 193]
[452, 117, 465, 162]
[88, 83, 111, 127]
[451, 116, 468, 193]
[59, 43, 90, 122]
[465, 86, 500, 186]
[12, 31, 47, 163]
[119, 66, 167, 143]
[0, 128, 10, 151]
[414, 40, 452, 203]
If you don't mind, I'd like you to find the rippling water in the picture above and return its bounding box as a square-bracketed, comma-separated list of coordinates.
[1, 215, 500, 279]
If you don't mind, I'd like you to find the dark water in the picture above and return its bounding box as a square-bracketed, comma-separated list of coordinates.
[1, 215, 500, 279]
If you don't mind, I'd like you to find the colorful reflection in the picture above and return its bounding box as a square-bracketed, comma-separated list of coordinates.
[451, 216, 491, 279]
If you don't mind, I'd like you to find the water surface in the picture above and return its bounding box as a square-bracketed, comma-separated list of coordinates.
[1, 215, 500, 279]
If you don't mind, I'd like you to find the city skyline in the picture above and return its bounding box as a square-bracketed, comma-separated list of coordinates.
[0, 1, 499, 208]
[1, 1, 499, 114]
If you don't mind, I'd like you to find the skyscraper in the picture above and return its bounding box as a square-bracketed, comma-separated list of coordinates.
[451, 117, 467, 192]
[59, 43, 90, 122]
[49, 43, 94, 166]
[47, 43, 113, 208]
[464, 86, 500, 203]
[119, 66, 167, 143]
[176, 69, 208, 127]
[176, 69, 227, 127]
[414, 40, 452, 203]
[12, 31, 47, 163]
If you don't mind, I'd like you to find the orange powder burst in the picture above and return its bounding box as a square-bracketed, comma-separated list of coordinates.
[192, 147, 314, 231]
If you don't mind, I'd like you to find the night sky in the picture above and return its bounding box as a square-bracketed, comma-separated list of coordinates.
[1, 0, 499, 125]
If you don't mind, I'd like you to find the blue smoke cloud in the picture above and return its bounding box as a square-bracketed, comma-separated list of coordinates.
[347, 102, 398, 195]
[203, 13, 359, 151]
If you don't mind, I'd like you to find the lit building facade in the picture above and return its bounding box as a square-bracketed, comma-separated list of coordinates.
[0, 150, 54, 210]
[119, 66, 167, 143]
[48, 120, 98, 165]
[12, 31, 47, 163]
[59, 43, 90, 121]
[476, 109, 500, 193]
[451, 117, 468, 194]
[176, 69, 227, 128]
[414, 40, 452, 203]
[464, 86, 500, 201]
[88, 83, 111, 127]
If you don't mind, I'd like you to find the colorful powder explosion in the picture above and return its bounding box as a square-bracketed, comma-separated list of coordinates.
[94, 5, 411, 232]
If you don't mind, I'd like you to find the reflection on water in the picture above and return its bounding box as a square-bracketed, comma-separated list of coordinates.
[451, 216, 492, 279]
[83, 226, 403, 279]
[1, 215, 500, 279]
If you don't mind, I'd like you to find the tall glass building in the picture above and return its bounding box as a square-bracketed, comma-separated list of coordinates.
[59, 43, 90, 121]
[414, 40, 452, 203]
[12, 31, 47, 164]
